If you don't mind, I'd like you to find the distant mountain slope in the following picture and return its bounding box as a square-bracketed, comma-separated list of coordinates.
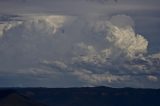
[0, 89, 47, 106]
[0, 87, 160, 106]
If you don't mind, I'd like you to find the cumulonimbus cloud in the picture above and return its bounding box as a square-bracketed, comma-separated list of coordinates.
[0, 14, 159, 88]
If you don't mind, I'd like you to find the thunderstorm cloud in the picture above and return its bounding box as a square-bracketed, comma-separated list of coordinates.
[0, 0, 160, 88]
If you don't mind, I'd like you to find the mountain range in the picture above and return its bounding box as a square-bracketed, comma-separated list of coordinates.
[0, 86, 160, 106]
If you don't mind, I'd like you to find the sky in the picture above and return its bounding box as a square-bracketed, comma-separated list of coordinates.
[0, 0, 160, 88]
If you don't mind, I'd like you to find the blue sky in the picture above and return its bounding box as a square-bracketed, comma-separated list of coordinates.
[0, 0, 160, 88]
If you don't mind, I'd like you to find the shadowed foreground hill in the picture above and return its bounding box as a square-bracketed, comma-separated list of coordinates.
[0, 87, 160, 106]
[0, 89, 46, 106]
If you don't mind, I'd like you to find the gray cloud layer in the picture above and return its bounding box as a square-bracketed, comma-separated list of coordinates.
[0, 0, 159, 15]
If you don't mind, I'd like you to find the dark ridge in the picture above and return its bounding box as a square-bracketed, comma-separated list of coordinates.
[0, 86, 160, 106]
[0, 89, 17, 99]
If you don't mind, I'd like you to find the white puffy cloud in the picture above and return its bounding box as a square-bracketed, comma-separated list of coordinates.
[28, 15, 69, 34]
[0, 15, 69, 36]
[75, 15, 148, 64]
[40, 60, 68, 71]
[68, 15, 160, 87]
[0, 22, 22, 37]
[149, 53, 160, 59]
[20, 15, 69, 35]
[0, 15, 72, 71]
[147, 76, 158, 82]
[107, 23, 148, 59]
[72, 69, 129, 84]
[94, 15, 148, 60]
